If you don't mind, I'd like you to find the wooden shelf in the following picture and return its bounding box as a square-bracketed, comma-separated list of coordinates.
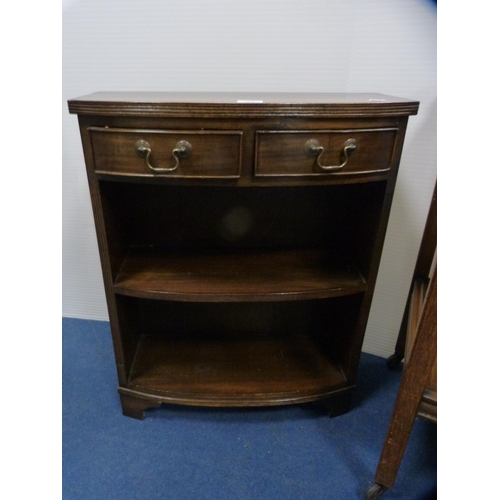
[125, 334, 348, 406]
[114, 247, 366, 302]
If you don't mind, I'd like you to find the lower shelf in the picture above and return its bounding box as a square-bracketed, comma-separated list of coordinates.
[124, 334, 348, 406]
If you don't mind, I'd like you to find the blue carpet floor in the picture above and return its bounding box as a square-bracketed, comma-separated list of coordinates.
[63, 318, 436, 499]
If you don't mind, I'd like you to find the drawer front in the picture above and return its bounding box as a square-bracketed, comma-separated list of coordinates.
[89, 128, 242, 178]
[255, 128, 398, 177]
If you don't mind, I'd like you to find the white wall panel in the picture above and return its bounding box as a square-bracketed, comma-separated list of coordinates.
[62, 0, 436, 356]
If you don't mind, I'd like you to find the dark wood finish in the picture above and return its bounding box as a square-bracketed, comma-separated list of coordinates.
[124, 334, 348, 405]
[114, 247, 366, 302]
[119, 393, 161, 420]
[366, 271, 436, 498]
[89, 127, 242, 178]
[68, 91, 419, 118]
[255, 128, 398, 177]
[69, 92, 418, 419]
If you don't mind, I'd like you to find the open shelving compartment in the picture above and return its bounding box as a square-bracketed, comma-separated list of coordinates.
[116, 295, 363, 406]
[98, 179, 386, 415]
[69, 91, 419, 420]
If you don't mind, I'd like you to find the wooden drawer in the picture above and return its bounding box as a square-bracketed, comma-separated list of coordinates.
[89, 127, 242, 178]
[255, 128, 398, 177]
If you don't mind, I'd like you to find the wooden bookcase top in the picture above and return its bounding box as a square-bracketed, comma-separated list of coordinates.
[68, 92, 419, 118]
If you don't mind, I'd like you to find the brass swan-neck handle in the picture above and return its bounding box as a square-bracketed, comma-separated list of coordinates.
[135, 139, 192, 172]
[305, 138, 357, 171]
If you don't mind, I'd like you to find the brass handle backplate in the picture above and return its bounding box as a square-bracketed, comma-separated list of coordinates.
[135, 139, 192, 172]
[305, 138, 357, 172]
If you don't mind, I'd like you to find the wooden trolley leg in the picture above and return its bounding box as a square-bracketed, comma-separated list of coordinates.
[366, 272, 437, 498]
[386, 296, 410, 370]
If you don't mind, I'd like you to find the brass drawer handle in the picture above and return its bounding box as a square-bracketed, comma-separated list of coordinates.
[305, 138, 357, 172]
[135, 140, 192, 172]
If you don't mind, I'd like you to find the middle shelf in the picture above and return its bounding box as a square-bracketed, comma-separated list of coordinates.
[113, 247, 367, 302]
